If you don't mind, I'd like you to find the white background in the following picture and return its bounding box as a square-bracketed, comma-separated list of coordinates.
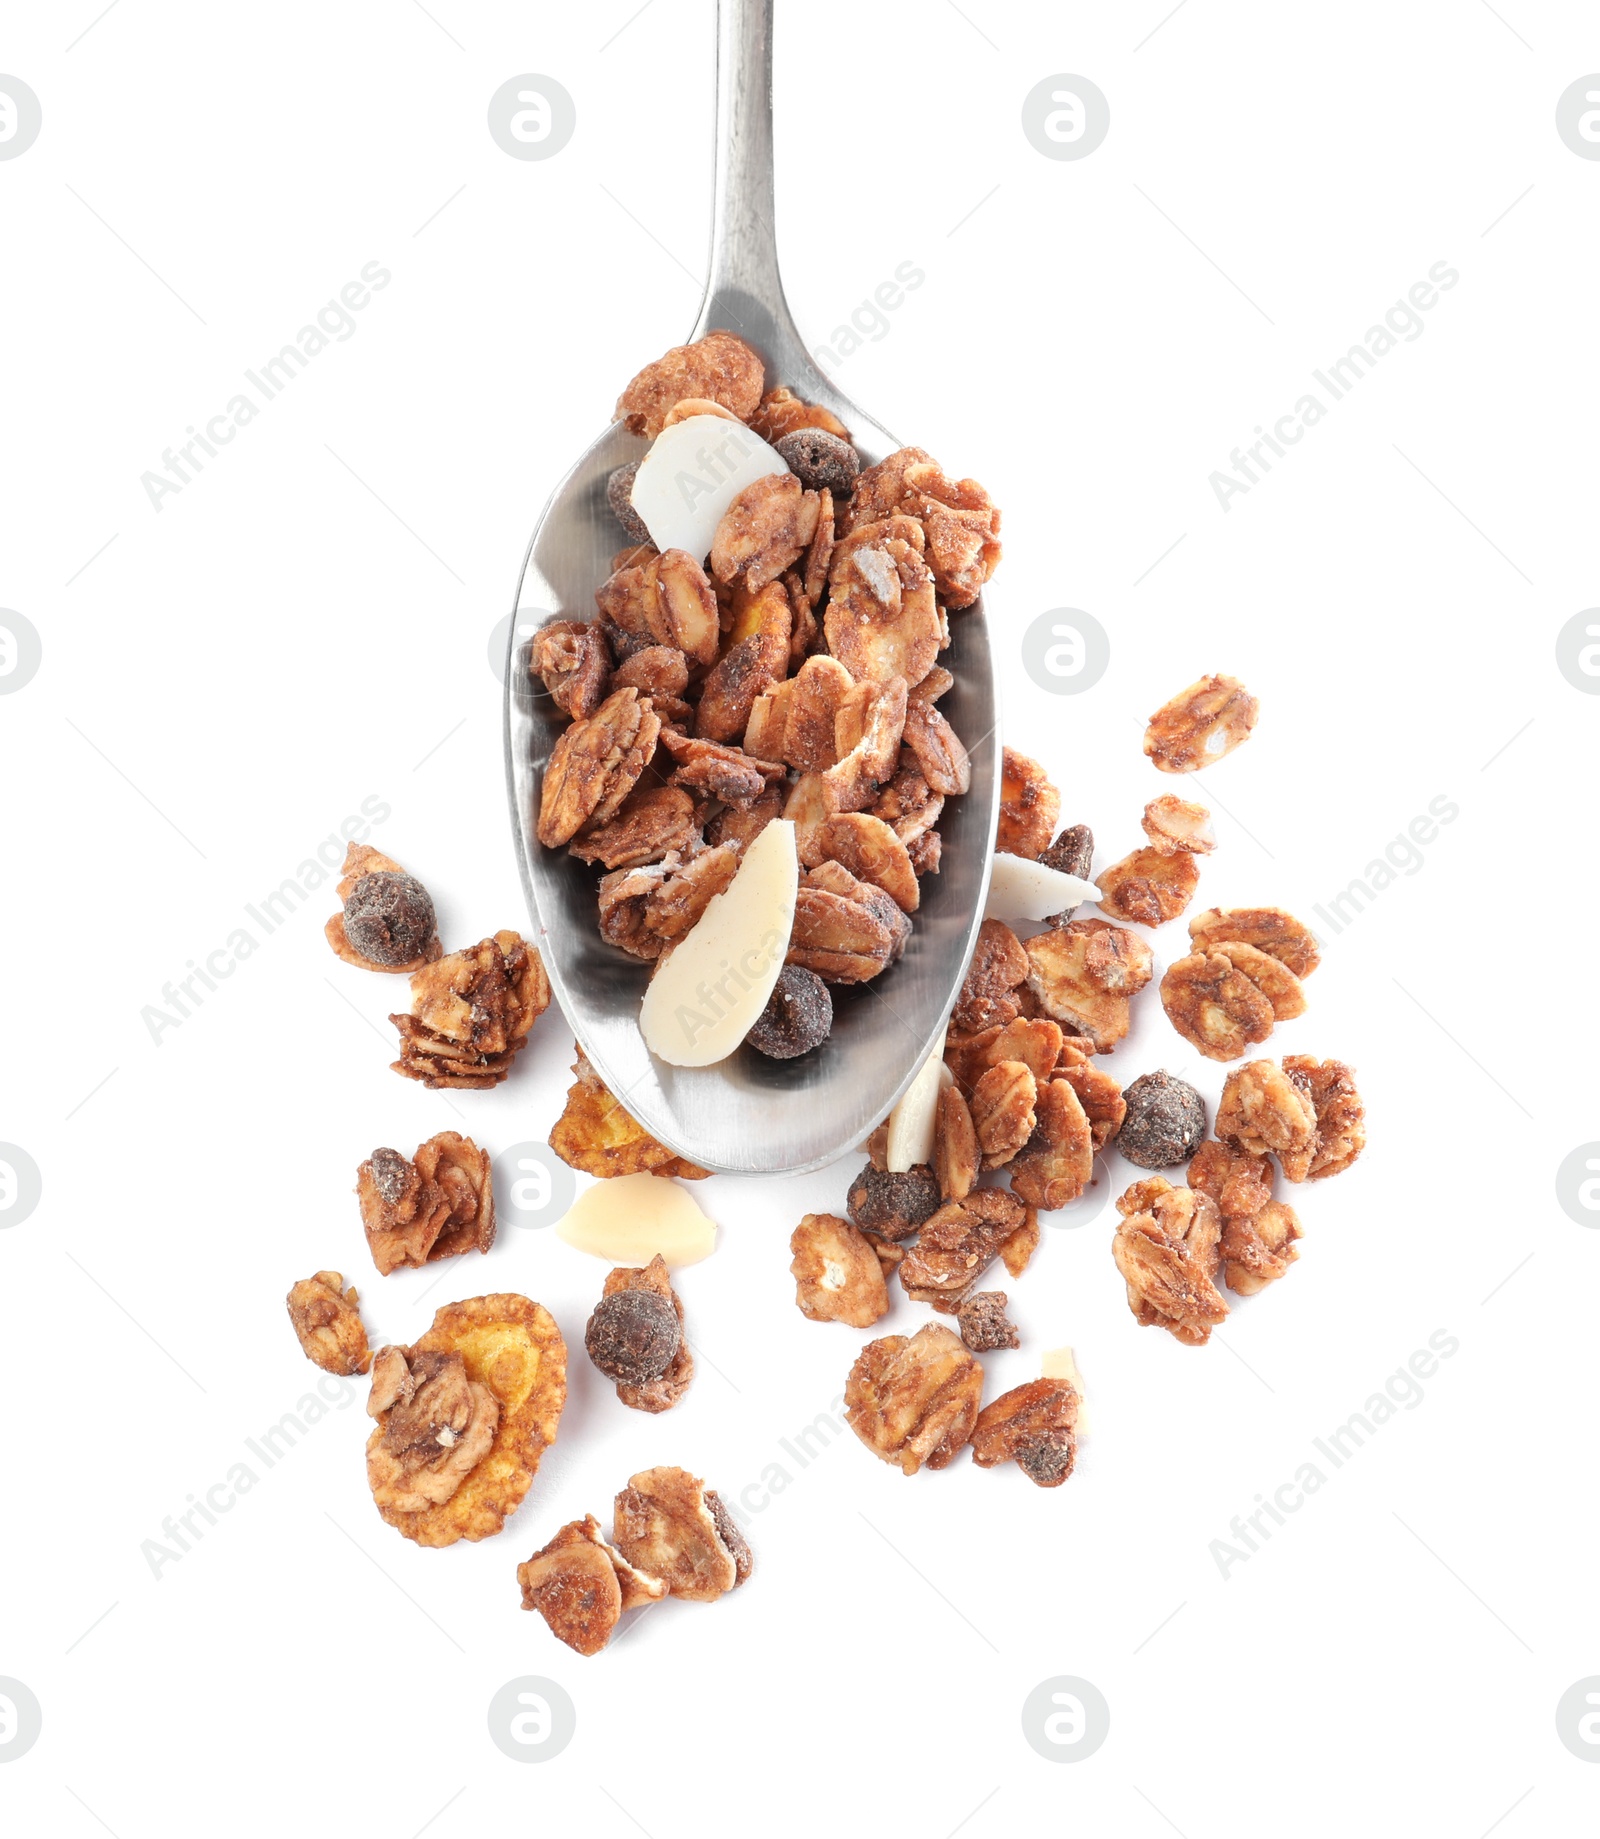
[2, 1, 1595, 1832]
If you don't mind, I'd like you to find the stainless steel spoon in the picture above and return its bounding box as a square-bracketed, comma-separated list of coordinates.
[503, 0, 1000, 1175]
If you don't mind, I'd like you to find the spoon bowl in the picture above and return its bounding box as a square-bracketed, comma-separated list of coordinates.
[503, 0, 999, 1174]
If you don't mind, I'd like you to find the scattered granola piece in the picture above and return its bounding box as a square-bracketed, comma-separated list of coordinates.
[1187, 1138, 1275, 1227]
[1008, 1077, 1094, 1210]
[1188, 906, 1321, 980]
[1053, 1036, 1126, 1150]
[1190, 1138, 1303, 1295]
[790, 1213, 890, 1327]
[1216, 1060, 1316, 1169]
[1221, 1198, 1302, 1296]
[616, 330, 765, 436]
[970, 1379, 1079, 1487]
[365, 1295, 565, 1547]
[1159, 950, 1275, 1063]
[1144, 674, 1259, 773]
[606, 461, 651, 545]
[1142, 795, 1216, 855]
[517, 1514, 666, 1656]
[599, 1256, 694, 1412]
[957, 1290, 1019, 1353]
[844, 1323, 984, 1475]
[775, 426, 859, 494]
[550, 1050, 707, 1178]
[846, 1162, 941, 1240]
[1117, 1072, 1207, 1170]
[898, 1190, 1029, 1310]
[1023, 919, 1154, 1053]
[586, 1262, 682, 1386]
[970, 1059, 1039, 1169]
[357, 1133, 497, 1275]
[933, 1084, 980, 1201]
[952, 918, 1030, 1034]
[613, 1466, 751, 1601]
[745, 964, 833, 1058]
[325, 844, 442, 972]
[286, 1271, 372, 1375]
[997, 748, 1061, 860]
[1214, 940, 1307, 1021]
[945, 1017, 1063, 1092]
[1112, 1182, 1228, 1345]
[390, 933, 549, 1088]
[1040, 823, 1095, 925]
[1095, 846, 1202, 927]
[1281, 1056, 1366, 1180]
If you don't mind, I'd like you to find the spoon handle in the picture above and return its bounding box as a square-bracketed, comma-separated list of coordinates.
[696, 0, 794, 345]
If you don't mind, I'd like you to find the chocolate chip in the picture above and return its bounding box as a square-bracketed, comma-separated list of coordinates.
[343, 871, 436, 967]
[1118, 1070, 1207, 1169]
[584, 1290, 681, 1386]
[745, 965, 833, 1059]
[846, 1162, 941, 1241]
[606, 460, 651, 545]
[774, 428, 860, 496]
[1040, 823, 1094, 927]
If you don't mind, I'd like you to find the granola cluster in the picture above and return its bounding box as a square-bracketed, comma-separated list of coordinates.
[518, 1465, 751, 1656]
[1161, 907, 1318, 1062]
[532, 331, 1003, 1061]
[548, 1047, 710, 1179]
[390, 931, 550, 1088]
[356, 1132, 496, 1275]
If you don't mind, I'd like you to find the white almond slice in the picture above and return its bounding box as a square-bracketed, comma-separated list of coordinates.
[631, 413, 789, 560]
[640, 820, 798, 1066]
[885, 1027, 948, 1172]
[555, 1172, 717, 1267]
[984, 853, 1101, 924]
[1042, 1344, 1090, 1438]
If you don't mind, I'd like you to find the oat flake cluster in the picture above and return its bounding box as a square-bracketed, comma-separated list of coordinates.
[533, 330, 1004, 1062]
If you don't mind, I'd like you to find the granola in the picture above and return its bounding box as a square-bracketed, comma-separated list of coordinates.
[286, 1271, 372, 1375]
[1023, 919, 1154, 1052]
[325, 844, 441, 972]
[612, 1466, 752, 1602]
[1281, 1056, 1366, 1180]
[598, 1256, 694, 1413]
[366, 1294, 566, 1547]
[550, 1049, 710, 1180]
[844, 1323, 984, 1475]
[517, 1514, 666, 1656]
[997, 748, 1061, 860]
[1144, 673, 1259, 773]
[970, 1379, 1079, 1487]
[357, 1132, 496, 1274]
[1188, 906, 1321, 980]
[1112, 1181, 1229, 1346]
[389, 932, 549, 1088]
[1094, 846, 1201, 927]
[789, 1213, 890, 1327]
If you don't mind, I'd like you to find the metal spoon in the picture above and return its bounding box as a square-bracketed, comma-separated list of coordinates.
[503, 0, 1000, 1175]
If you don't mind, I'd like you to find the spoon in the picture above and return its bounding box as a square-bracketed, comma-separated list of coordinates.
[503, 0, 1000, 1175]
